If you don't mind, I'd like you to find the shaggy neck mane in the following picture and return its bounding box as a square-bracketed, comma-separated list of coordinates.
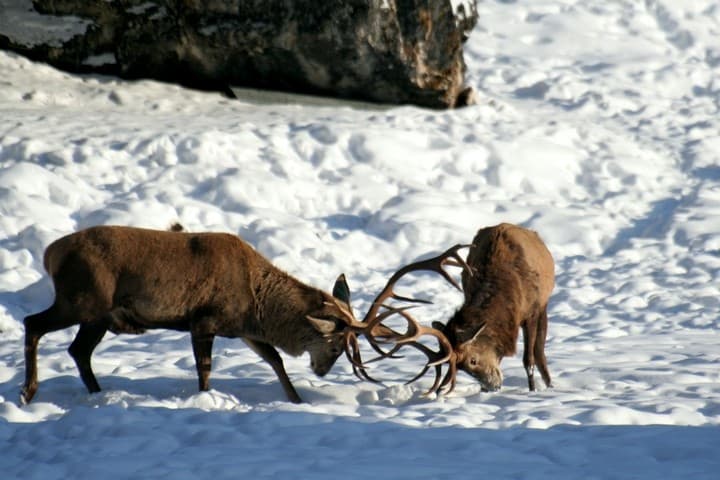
[452, 266, 525, 357]
[460, 301, 519, 356]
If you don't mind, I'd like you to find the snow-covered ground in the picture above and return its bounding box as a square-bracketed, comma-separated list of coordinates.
[1, 1, 719, 478]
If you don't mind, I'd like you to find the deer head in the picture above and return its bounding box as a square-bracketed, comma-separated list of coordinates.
[433, 319, 502, 392]
[305, 276, 358, 376]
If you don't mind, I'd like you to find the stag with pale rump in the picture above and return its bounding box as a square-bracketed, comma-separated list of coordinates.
[380, 223, 555, 394]
[21, 225, 438, 405]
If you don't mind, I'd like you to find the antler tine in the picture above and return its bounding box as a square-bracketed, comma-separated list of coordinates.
[344, 331, 384, 383]
[342, 304, 418, 382]
[360, 304, 447, 360]
[438, 360, 458, 394]
[366, 305, 419, 339]
[393, 310, 454, 362]
[361, 243, 473, 325]
[401, 310, 457, 395]
[436, 243, 476, 288]
[336, 294, 429, 383]
[369, 308, 459, 395]
[344, 305, 417, 377]
[328, 295, 385, 383]
[401, 343, 444, 395]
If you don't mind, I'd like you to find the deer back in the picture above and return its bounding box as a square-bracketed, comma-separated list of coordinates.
[44, 226, 266, 328]
[462, 223, 554, 308]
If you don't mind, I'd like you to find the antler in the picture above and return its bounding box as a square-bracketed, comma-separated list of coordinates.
[340, 303, 412, 383]
[383, 310, 459, 395]
[361, 244, 474, 325]
[342, 244, 473, 388]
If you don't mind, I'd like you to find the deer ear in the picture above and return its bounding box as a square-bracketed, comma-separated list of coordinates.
[332, 273, 351, 304]
[307, 315, 341, 335]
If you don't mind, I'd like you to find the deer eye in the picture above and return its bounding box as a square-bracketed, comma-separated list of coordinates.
[469, 357, 478, 366]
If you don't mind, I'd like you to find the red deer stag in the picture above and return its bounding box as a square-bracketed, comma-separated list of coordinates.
[385, 223, 555, 394]
[21, 226, 467, 404]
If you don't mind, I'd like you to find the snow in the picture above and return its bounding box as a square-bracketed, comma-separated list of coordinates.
[0, 0, 92, 47]
[1, 0, 720, 478]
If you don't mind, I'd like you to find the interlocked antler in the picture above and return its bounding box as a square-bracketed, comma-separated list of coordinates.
[362, 244, 473, 324]
[384, 309, 459, 395]
[342, 244, 473, 389]
[339, 301, 415, 383]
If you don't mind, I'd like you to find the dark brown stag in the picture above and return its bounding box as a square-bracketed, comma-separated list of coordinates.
[20, 225, 444, 404]
[387, 223, 555, 394]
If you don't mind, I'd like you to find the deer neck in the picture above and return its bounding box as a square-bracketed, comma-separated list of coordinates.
[453, 271, 524, 357]
[252, 268, 322, 356]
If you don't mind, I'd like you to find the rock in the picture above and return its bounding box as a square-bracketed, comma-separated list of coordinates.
[0, 0, 477, 108]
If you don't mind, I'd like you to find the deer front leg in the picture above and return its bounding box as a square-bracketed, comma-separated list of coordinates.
[243, 338, 302, 404]
[22, 318, 43, 405]
[22, 305, 79, 404]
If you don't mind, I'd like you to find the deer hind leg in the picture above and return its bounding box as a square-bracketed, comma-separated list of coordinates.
[535, 307, 552, 388]
[22, 305, 79, 404]
[242, 338, 302, 404]
[522, 316, 538, 392]
[68, 317, 110, 394]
